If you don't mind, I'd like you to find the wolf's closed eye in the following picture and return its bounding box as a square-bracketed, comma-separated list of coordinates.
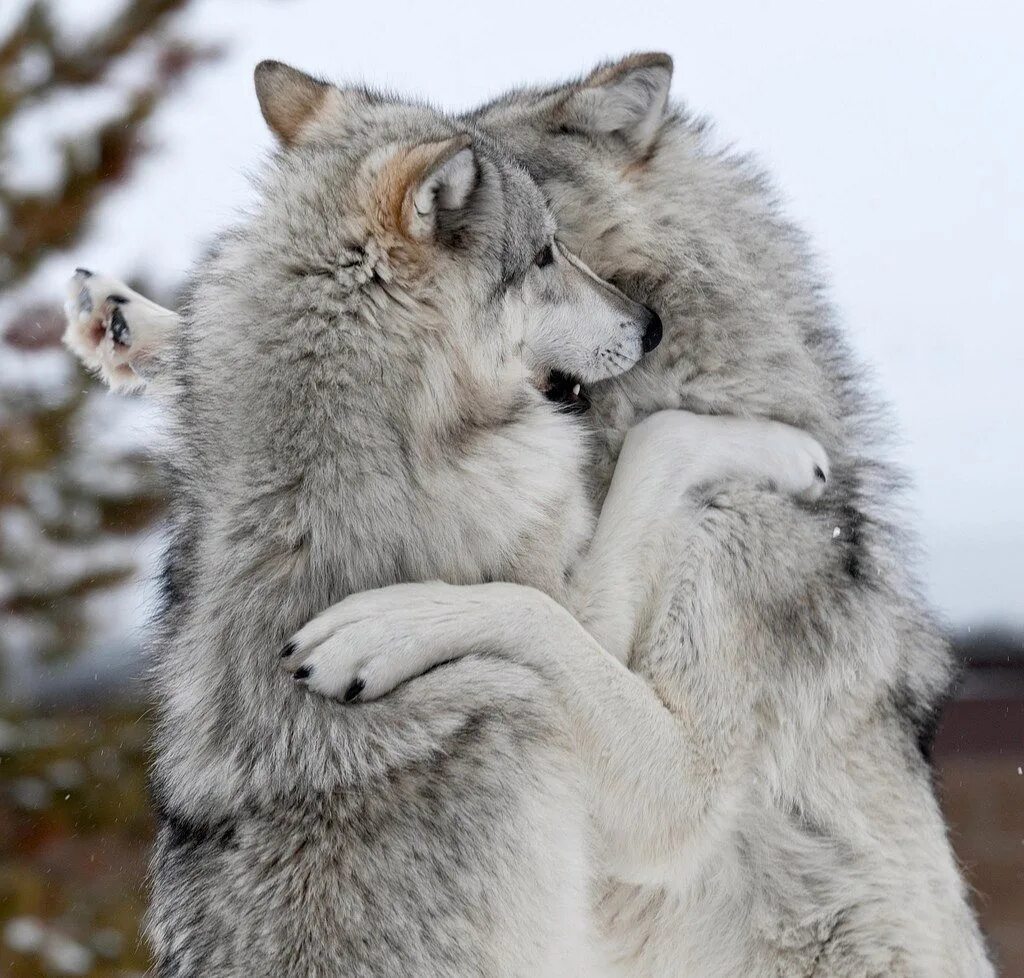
[534, 243, 554, 268]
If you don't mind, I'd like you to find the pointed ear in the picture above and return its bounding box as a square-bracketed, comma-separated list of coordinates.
[567, 52, 673, 153]
[381, 134, 479, 241]
[254, 60, 331, 145]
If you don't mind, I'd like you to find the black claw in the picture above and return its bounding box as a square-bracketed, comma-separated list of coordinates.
[75, 267, 92, 278]
[77, 286, 93, 315]
[280, 642, 295, 659]
[814, 465, 826, 482]
[109, 306, 131, 347]
[343, 678, 365, 703]
[294, 665, 312, 681]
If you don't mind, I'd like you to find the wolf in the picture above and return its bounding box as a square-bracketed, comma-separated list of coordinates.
[64, 61, 834, 976]
[276, 56, 994, 976]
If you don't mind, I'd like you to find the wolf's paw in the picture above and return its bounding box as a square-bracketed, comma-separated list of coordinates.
[63, 268, 177, 392]
[63, 269, 141, 391]
[620, 411, 830, 504]
[280, 581, 516, 704]
[754, 421, 830, 502]
[281, 582, 497, 703]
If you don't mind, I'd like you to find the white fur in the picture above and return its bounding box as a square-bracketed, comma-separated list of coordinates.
[62, 269, 179, 393]
[61, 266, 840, 976]
[410, 142, 477, 239]
[284, 411, 830, 697]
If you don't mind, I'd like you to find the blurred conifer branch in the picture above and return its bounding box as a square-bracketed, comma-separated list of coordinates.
[0, 0, 220, 290]
[1, 0, 217, 693]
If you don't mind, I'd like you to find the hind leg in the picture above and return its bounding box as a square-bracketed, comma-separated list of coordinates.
[63, 268, 179, 392]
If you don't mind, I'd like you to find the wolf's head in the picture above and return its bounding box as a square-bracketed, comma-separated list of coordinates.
[470, 54, 845, 447]
[249, 61, 659, 414]
[468, 53, 675, 282]
[182, 63, 661, 597]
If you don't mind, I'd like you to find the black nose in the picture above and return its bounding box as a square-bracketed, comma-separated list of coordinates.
[641, 309, 662, 353]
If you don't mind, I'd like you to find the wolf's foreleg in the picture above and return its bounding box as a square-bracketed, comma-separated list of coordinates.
[572, 410, 829, 663]
[62, 268, 179, 392]
[281, 577, 739, 880]
[282, 412, 830, 877]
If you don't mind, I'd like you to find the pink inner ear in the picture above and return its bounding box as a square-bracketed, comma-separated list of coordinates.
[425, 148, 477, 213]
[89, 319, 107, 347]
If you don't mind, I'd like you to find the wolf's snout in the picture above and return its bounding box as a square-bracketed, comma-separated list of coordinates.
[641, 309, 662, 353]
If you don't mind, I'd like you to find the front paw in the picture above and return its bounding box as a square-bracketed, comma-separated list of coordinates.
[758, 422, 830, 502]
[280, 582, 471, 703]
[63, 269, 138, 390]
[62, 268, 176, 392]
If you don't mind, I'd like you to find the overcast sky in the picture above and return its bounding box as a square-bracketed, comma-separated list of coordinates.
[6, 0, 1022, 628]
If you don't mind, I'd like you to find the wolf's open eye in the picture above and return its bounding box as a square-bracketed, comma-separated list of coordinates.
[534, 243, 554, 269]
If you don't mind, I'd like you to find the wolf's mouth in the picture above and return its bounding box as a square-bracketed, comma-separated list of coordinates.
[541, 370, 588, 412]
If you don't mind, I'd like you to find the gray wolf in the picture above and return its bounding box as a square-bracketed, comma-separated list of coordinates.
[282, 55, 992, 976]
[64, 60, 830, 975]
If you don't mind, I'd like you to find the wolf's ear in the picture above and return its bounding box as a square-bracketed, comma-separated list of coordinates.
[565, 53, 673, 154]
[255, 60, 331, 145]
[383, 134, 479, 242]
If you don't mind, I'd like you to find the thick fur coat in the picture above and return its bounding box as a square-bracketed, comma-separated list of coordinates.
[466, 54, 992, 976]
[60, 55, 992, 978]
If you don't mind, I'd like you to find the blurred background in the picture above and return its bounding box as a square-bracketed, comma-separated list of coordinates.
[0, 0, 1020, 974]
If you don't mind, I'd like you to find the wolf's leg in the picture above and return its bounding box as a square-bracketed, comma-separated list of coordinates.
[282, 578, 744, 880]
[572, 410, 829, 663]
[281, 412, 830, 877]
[282, 409, 829, 693]
[63, 268, 179, 392]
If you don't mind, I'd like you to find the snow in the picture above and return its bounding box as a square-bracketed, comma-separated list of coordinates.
[45, 757, 86, 789]
[49, 0, 131, 44]
[0, 357, 167, 697]
[1, 0, 1021, 629]
[0, 346, 74, 405]
[90, 928, 124, 959]
[74, 382, 169, 458]
[42, 933, 94, 975]
[4, 916, 46, 954]
[0, 1, 33, 42]
[8, 43, 54, 90]
[4, 83, 133, 196]
[0, 913, 98, 973]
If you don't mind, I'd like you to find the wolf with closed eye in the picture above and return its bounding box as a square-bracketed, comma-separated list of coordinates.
[65, 61, 834, 976]
[278, 57, 993, 976]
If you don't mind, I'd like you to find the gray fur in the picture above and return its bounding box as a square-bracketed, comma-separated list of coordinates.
[137, 73, 654, 977]
[465, 53, 993, 976]
[61, 54, 993, 977]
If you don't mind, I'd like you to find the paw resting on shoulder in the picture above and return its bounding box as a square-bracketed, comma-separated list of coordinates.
[743, 419, 830, 502]
[281, 581, 552, 704]
[621, 410, 830, 504]
[280, 582, 485, 703]
[63, 268, 179, 393]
